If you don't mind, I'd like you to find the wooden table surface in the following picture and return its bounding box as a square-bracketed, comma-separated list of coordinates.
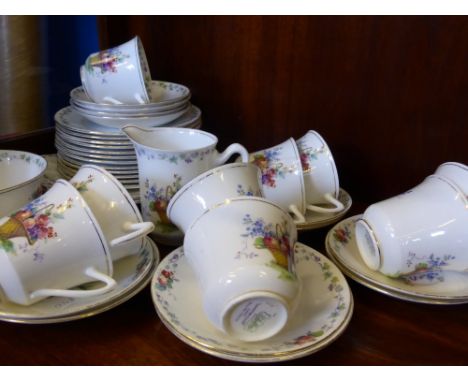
[0, 200, 466, 366]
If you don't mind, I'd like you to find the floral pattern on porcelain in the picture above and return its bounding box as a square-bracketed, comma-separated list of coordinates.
[157, 81, 190, 97]
[71, 174, 95, 192]
[143, 175, 182, 233]
[250, 147, 295, 188]
[333, 225, 352, 245]
[0, 196, 74, 256]
[236, 184, 261, 197]
[238, 214, 295, 280]
[85, 48, 130, 76]
[0, 151, 46, 170]
[297, 145, 326, 172]
[154, 245, 349, 353]
[135, 146, 215, 164]
[155, 251, 180, 293]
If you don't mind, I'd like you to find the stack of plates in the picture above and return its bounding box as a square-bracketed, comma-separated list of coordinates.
[54, 104, 202, 203]
[70, 81, 193, 128]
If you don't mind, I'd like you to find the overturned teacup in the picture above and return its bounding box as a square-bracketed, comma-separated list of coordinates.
[70, 165, 154, 262]
[249, 138, 307, 223]
[296, 130, 344, 214]
[184, 197, 300, 342]
[167, 163, 263, 233]
[80, 36, 152, 105]
[0, 179, 117, 306]
[355, 174, 468, 279]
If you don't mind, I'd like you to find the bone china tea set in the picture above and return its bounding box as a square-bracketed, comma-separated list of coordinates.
[0, 36, 466, 363]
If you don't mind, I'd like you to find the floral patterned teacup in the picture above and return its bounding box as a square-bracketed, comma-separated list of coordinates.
[249, 138, 307, 223]
[80, 36, 152, 105]
[0, 179, 117, 306]
[296, 130, 344, 214]
[167, 163, 263, 233]
[184, 197, 300, 342]
[122, 126, 249, 245]
[355, 175, 468, 278]
[70, 165, 154, 262]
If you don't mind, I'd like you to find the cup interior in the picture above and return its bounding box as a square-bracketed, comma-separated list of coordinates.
[0, 151, 47, 191]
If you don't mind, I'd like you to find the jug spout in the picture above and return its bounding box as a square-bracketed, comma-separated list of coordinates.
[121, 125, 154, 147]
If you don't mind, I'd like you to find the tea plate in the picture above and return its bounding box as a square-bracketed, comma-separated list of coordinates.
[325, 215, 468, 304]
[0, 237, 159, 323]
[152, 243, 353, 363]
[55, 135, 136, 157]
[296, 188, 352, 231]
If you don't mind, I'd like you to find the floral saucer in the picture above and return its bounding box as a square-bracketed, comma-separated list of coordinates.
[325, 216, 468, 304]
[296, 188, 352, 231]
[151, 243, 353, 363]
[0, 237, 159, 323]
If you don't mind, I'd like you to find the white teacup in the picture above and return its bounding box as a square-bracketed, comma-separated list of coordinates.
[0, 179, 117, 306]
[184, 197, 300, 342]
[435, 162, 468, 194]
[296, 130, 344, 214]
[167, 163, 263, 233]
[80, 36, 152, 105]
[249, 138, 307, 223]
[355, 175, 468, 279]
[70, 165, 154, 262]
[122, 126, 249, 244]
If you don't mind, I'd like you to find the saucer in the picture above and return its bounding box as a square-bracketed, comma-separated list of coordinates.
[0, 237, 159, 323]
[151, 243, 353, 363]
[325, 215, 468, 304]
[296, 188, 352, 231]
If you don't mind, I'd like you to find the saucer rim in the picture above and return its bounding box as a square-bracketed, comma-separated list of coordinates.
[0, 237, 160, 321]
[325, 215, 468, 303]
[296, 188, 352, 231]
[151, 243, 354, 362]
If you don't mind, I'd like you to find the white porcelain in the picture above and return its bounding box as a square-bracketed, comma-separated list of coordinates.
[80, 36, 152, 105]
[152, 243, 353, 362]
[435, 162, 468, 194]
[184, 197, 300, 342]
[0, 179, 117, 306]
[55, 107, 124, 136]
[122, 126, 249, 244]
[326, 216, 468, 304]
[296, 188, 352, 231]
[355, 175, 468, 278]
[296, 130, 344, 214]
[75, 104, 190, 129]
[70, 80, 190, 111]
[70, 165, 154, 262]
[167, 163, 263, 233]
[0, 151, 48, 216]
[0, 237, 159, 323]
[249, 138, 306, 223]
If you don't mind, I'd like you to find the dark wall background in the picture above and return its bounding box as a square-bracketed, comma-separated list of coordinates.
[99, 16, 468, 204]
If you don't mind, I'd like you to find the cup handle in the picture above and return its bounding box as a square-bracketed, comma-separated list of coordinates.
[289, 204, 306, 224]
[29, 267, 117, 300]
[109, 222, 155, 247]
[214, 143, 249, 165]
[306, 193, 344, 214]
[102, 96, 124, 105]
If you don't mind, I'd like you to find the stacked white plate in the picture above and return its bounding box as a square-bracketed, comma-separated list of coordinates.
[54, 103, 202, 203]
[70, 80, 193, 128]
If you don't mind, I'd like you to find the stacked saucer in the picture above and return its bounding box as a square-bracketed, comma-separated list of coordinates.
[69, 81, 193, 128]
[54, 104, 202, 203]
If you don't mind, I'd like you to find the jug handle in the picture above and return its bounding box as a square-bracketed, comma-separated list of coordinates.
[29, 267, 116, 300]
[306, 193, 344, 214]
[214, 143, 249, 165]
[110, 222, 154, 247]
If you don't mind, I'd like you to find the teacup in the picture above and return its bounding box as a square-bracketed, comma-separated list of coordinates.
[0, 150, 47, 216]
[249, 138, 306, 223]
[122, 126, 249, 244]
[70, 165, 154, 262]
[296, 130, 344, 214]
[435, 162, 468, 194]
[184, 197, 300, 342]
[80, 36, 152, 105]
[167, 163, 263, 232]
[355, 175, 468, 279]
[0, 179, 117, 306]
